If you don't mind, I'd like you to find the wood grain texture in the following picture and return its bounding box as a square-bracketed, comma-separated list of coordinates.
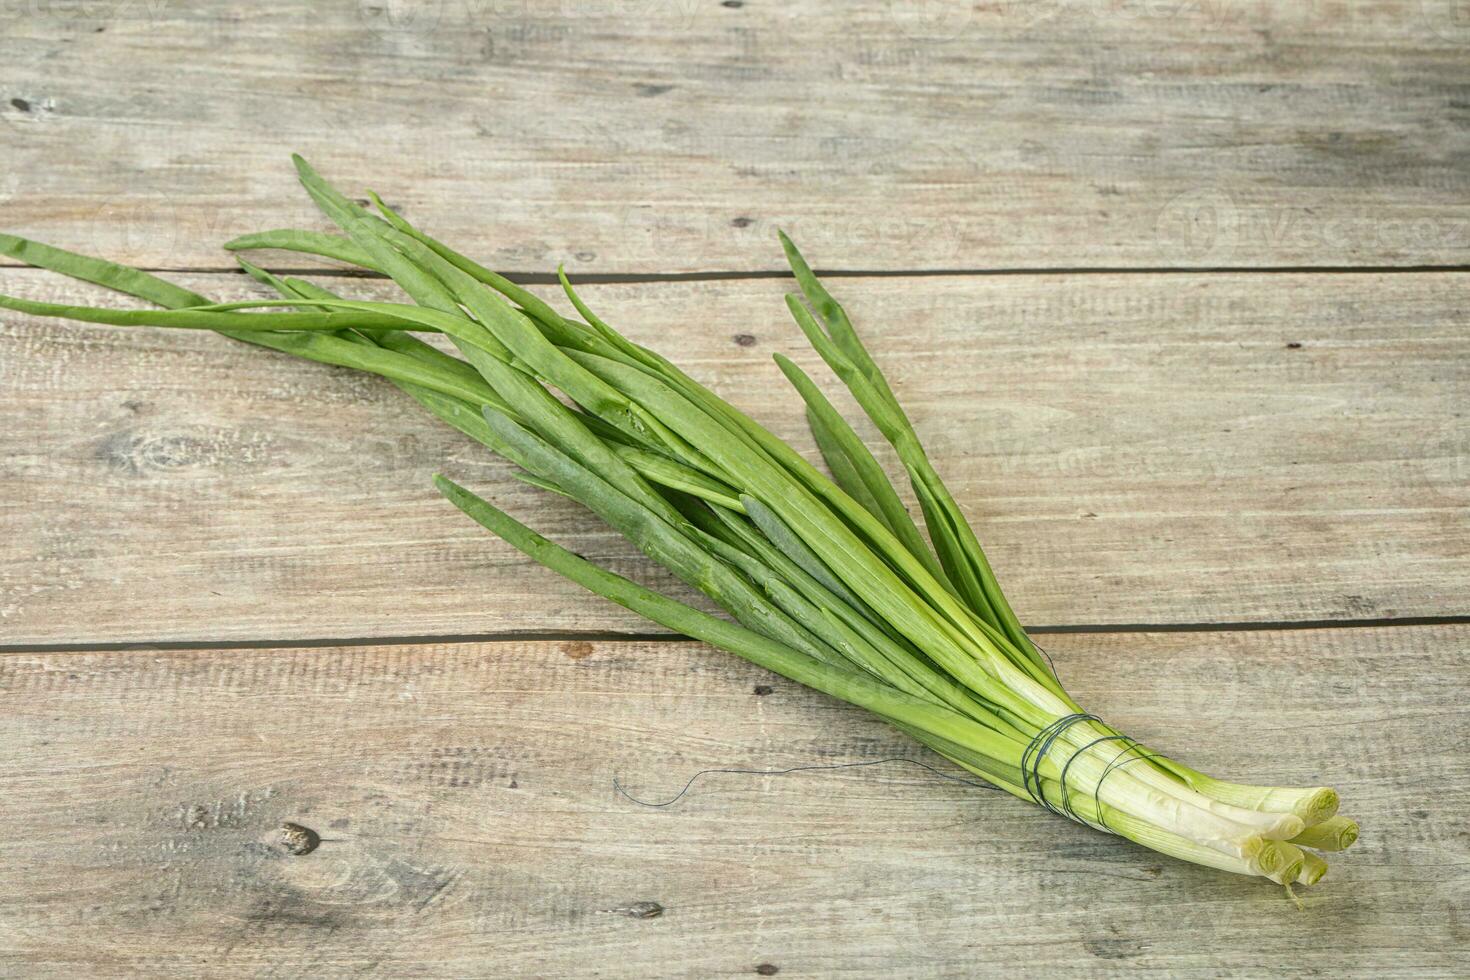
[0, 624, 1465, 978]
[3, 1, 1469, 272]
[4, 266, 1466, 645]
[4, 3, 1467, 977]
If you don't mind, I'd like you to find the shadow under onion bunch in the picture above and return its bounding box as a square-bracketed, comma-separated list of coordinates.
[0, 156, 1356, 889]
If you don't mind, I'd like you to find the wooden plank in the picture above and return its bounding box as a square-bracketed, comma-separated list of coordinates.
[0, 624, 1464, 977]
[3, 267, 1467, 644]
[3, 1, 1469, 272]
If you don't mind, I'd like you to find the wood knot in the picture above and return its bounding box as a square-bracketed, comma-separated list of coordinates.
[601, 900, 664, 919]
[279, 822, 321, 856]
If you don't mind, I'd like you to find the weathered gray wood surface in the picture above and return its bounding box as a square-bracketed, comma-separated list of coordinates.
[4, 2, 1469, 977]
[1, 625, 1465, 977]
[3, 267, 1466, 645]
[3, 1, 1470, 272]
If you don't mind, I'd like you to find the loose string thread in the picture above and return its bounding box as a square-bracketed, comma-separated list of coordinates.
[1033, 640, 1060, 678]
[613, 757, 1000, 808]
[615, 651, 1164, 826]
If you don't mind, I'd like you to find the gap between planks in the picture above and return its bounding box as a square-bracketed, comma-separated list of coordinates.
[4, 263, 1470, 284]
[6, 614, 1470, 656]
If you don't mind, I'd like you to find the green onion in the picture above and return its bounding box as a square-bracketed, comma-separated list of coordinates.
[0, 158, 1353, 890]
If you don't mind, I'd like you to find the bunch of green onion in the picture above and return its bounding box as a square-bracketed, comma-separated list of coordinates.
[0, 157, 1357, 888]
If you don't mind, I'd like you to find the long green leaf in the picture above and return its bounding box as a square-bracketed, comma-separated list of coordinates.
[561, 348, 1044, 724]
[476, 405, 845, 668]
[433, 475, 1027, 771]
[0, 293, 395, 332]
[224, 229, 382, 272]
[0, 233, 210, 307]
[778, 236, 1058, 683]
[774, 352, 947, 584]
